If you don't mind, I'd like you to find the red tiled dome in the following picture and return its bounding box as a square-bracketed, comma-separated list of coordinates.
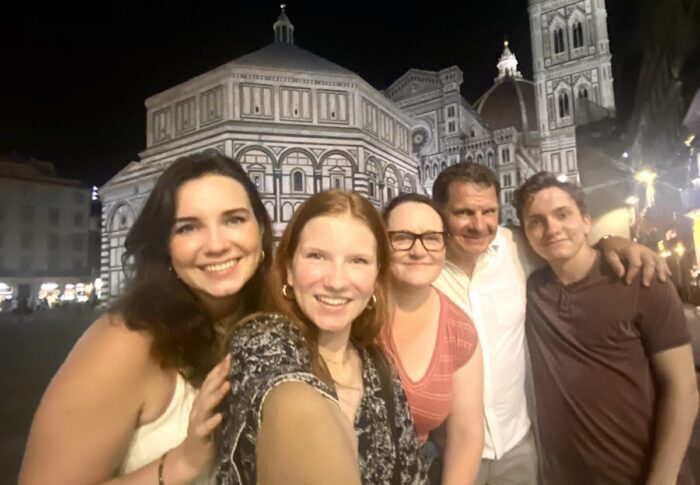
[474, 78, 538, 133]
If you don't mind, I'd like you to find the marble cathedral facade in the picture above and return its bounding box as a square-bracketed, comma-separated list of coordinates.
[101, 1, 617, 299]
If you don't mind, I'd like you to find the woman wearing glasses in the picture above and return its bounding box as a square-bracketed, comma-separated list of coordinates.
[382, 193, 484, 485]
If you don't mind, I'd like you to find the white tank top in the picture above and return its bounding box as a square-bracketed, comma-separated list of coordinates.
[119, 373, 214, 484]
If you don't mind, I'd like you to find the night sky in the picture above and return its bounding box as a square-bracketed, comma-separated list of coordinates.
[1, 0, 641, 186]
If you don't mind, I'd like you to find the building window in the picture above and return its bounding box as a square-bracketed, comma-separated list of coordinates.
[368, 181, 376, 198]
[251, 174, 263, 192]
[500, 148, 511, 163]
[503, 190, 514, 205]
[201, 86, 224, 125]
[291, 170, 304, 192]
[152, 108, 171, 143]
[447, 121, 456, 133]
[553, 27, 565, 54]
[48, 207, 59, 225]
[558, 92, 570, 118]
[502, 173, 512, 187]
[487, 152, 494, 168]
[567, 151, 576, 171]
[477, 154, 483, 164]
[572, 22, 584, 49]
[386, 187, 394, 201]
[331, 174, 344, 190]
[578, 87, 589, 99]
[552, 154, 561, 173]
[447, 105, 456, 117]
[175, 97, 197, 133]
[48, 233, 59, 251]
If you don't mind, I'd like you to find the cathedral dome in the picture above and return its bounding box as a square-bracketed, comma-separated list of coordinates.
[232, 43, 357, 77]
[474, 41, 538, 133]
[474, 77, 538, 132]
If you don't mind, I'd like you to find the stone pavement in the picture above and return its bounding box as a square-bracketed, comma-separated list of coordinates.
[0, 307, 95, 484]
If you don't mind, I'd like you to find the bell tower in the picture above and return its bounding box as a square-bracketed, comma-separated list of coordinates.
[529, 0, 616, 132]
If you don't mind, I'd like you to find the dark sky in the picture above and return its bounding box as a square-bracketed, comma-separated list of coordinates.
[0, 1, 642, 186]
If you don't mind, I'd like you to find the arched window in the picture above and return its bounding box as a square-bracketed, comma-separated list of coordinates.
[554, 28, 565, 54]
[578, 86, 589, 99]
[441, 161, 447, 171]
[477, 154, 484, 164]
[572, 22, 584, 49]
[558, 92, 570, 118]
[466, 155, 473, 163]
[487, 152, 494, 168]
[292, 170, 304, 192]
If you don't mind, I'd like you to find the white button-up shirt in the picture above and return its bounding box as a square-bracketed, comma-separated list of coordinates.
[434, 226, 531, 459]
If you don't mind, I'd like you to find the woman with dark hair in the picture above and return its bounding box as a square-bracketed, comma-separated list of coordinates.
[216, 190, 426, 485]
[20, 153, 272, 485]
[382, 193, 483, 484]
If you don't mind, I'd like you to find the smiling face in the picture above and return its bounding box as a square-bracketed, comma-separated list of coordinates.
[522, 186, 592, 265]
[386, 202, 446, 288]
[169, 174, 263, 312]
[443, 181, 499, 265]
[286, 214, 379, 338]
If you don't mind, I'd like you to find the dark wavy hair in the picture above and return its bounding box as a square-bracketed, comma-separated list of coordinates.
[110, 152, 273, 386]
[264, 190, 392, 385]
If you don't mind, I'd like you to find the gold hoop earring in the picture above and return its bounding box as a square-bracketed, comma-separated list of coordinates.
[366, 293, 377, 310]
[261, 249, 266, 261]
[282, 284, 294, 300]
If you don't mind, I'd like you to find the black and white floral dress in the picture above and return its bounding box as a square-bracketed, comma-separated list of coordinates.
[215, 313, 427, 485]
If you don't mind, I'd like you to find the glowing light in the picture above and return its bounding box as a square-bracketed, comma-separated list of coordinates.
[40, 282, 58, 291]
[635, 169, 657, 208]
[622, 151, 629, 158]
[674, 242, 686, 257]
[94, 278, 103, 290]
[556, 174, 568, 182]
[625, 196, 639, 205]
[634, 169, 657, 183]
[685, 134, 696, 147]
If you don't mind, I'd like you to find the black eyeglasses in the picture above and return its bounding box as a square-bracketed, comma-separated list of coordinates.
[387, 231, 449, 252]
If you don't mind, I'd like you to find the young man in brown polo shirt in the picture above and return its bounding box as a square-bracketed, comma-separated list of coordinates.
[513, 172, 698, 485]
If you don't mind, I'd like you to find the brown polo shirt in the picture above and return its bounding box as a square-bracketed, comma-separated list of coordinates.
[526, 250, 693, 485]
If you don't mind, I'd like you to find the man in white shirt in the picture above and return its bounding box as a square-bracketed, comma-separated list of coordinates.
[431, 162, 668, 485]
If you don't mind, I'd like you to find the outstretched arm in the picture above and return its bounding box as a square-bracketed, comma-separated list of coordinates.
[257, 382, 361, 485]
[647, 344, 698, 485]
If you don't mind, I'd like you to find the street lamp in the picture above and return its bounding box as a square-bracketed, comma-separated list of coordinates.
[635, 168, 657, 208]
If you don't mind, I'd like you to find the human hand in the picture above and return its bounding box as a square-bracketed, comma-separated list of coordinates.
[599, 236, 670, 286]
[179, 354, 231, 478]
